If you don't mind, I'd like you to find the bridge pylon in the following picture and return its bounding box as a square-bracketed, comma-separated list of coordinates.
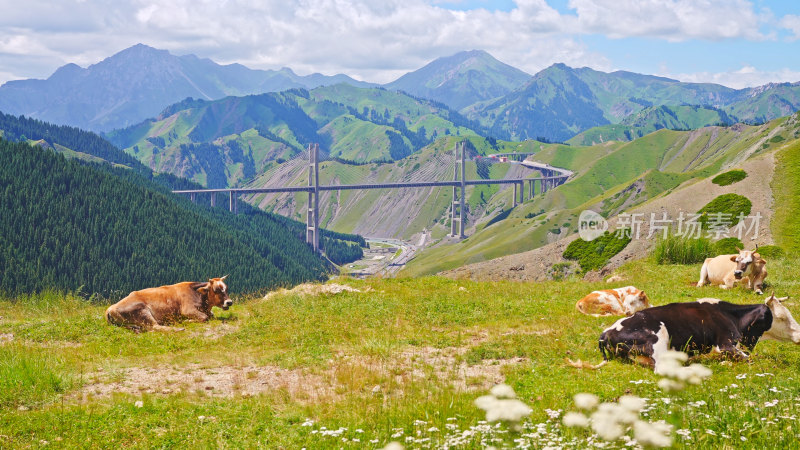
[306, 143, 320, 252]
[449, 141, 466, 239]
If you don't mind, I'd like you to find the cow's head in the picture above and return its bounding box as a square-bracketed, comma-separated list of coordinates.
[730, 248, 765, 280]
[762, 293, 800, 344]
[198, 275, 232, 311]
[622, 289, 651, 315]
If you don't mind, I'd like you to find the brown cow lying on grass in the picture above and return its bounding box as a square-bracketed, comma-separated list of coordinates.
[105, 276, 231, 332]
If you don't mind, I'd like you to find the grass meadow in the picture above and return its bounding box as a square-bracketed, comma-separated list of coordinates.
[2, 256, 800, 448]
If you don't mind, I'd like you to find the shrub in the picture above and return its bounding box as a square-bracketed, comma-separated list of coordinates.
[563, 230, 632, 272]
[711, 169, 747, 186]
[652, 234, 714, 265]
[549, 262, 572, 281]
[697, 194, 752, 228]
[713, 237, 744, 255]
[756, 245, 785, 259]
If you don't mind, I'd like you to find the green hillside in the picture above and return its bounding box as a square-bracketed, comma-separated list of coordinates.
[567, 105, 734, 146]
[466, 64, 800, 143]
[0, 138, 338, 296]
[106, 86, 484, 188]
[402, 116, 800, 276]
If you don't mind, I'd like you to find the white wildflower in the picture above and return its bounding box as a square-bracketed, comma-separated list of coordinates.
[676, 429, 692, 439]
[562, 412, 589, 428]
[427, 427, 439, 433]
[736, 374, 747, 379]
[590, 411, 626, 441]
[134, 401, 143, 408]
[382, 442, 405, 450]
[633, 420, 673, 448]
[765, 400, 779, 407]
[705, 429, 717, 436]
[301, 419, 314, 427]
[485, 399, 533, 423]
[619, 395, 646, 413]
[574, 393, 600, 411]
[490, 384, 517, 399]
[657, 378, 685, 392]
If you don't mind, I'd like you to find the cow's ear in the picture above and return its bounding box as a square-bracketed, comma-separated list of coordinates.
[730, 255, 738, 262]
[197, 286, 208, 296]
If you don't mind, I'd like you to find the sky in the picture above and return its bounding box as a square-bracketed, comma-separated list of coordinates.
[1, 0, 799, 89]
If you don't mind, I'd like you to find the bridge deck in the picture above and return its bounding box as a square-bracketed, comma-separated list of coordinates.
[172, 175, 569, 195]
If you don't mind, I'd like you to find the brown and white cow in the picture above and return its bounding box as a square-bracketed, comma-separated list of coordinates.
[105, 277, 231, 331]
[697, 248, 767, 294]
[576, 286, 651, 316]
[599, 293, 800, 368]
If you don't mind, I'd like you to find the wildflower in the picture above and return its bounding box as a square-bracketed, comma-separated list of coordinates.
[490, 384, 517, 399]
[705, 429, 717, 436]
[574, 393, 599, 410]
[134, 401, 143, 408]
[427, 427, 439, 433]
[382, 442, 405, 450]
[475, 385, 532, 424]
[618, 395, 646, 413]
[562, 412, 589, 428]
[765, 400, 779, 407]
[675, 429, 692, 439]
[633, 420, 673, 448]
[736, 374, 747, 379]
[657, 378, 684, 392]
[301, 419, 314, 427]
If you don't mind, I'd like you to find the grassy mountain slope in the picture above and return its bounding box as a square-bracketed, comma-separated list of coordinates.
[0, 139, 334, 295]
[466, 64, 800, 142]
[402, 117, 798, 277]
[567, 105, 734, 146]
[7, 259, 800, 447]
[107, 86, 484, 187]
[385, 50, 531, 110]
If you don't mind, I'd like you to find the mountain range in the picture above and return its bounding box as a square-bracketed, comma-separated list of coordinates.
[0, 44, 373, 132]
[2, 44, 800, 142]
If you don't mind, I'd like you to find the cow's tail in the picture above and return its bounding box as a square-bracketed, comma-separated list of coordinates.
[599, 334, 609, 361]
[696, 260, 709, 287]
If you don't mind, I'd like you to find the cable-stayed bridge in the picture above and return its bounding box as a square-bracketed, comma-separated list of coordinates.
[173, 141, 571, 252]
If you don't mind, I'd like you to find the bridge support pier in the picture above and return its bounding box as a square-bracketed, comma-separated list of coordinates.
[210, 192, 216, 207]
[306, 143, 320, 252]
[449, 141, 466, 238]
[190, 192, 196, 203]
[512, 182, 517, 207]
[229, 191, 235, 213]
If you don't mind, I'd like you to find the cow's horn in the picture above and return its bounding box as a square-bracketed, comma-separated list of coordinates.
[221, 275, 228, 281]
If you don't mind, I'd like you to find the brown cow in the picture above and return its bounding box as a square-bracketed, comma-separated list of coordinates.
[105, 276, 231, 331]
[697, 248, 767, 294]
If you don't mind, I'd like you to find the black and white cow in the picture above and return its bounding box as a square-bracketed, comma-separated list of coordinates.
[599, 294, 800, 367]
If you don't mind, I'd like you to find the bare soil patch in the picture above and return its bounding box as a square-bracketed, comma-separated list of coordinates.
[74, 345, 527, 402]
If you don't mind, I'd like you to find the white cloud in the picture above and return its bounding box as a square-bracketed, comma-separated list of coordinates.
[567, 0, 767, 41]
[670, 65, 800, 89]
[780, 14, 800, 41]
[0, 0, 794, 87]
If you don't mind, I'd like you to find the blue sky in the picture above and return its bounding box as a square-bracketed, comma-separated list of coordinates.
[0, 0, 798, 88]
